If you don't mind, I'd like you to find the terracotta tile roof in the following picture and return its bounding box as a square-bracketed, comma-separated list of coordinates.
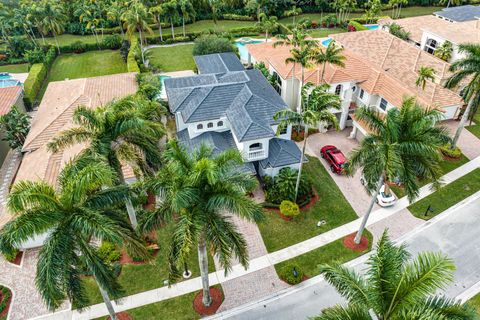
[0, 86, 22, 116]
[378, 15, 480, 45]
[16, 73, 138, 185]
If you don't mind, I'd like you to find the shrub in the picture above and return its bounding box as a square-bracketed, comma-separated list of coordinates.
[388, 22, 410, 41]
[97, 241, 121, 264]
[136, 72, 161, 100]
[120, 40, 130, 62]
[127, 36, 141, 73]
[0, 106, 31, 149]
[348, 21, 367, 32]
[6, 36, 33, 58]
[44, 46, 57, 68]
[24, 48, 45, 64]
[23, 63, 47, 109]
[111, 261, 122, 278]
[193, 34, 238, 56]
[222, 14, 255, 21]
[279, 200, 300, 217]
[278, 263, 304, 285]
[2, 248, 18, 263]
[102, 34, 123, 50]
[440, 144, 462, 159]
[264, 167, 312, 205]
[70, 41, 87, 53]
[311, 20, 318, 29]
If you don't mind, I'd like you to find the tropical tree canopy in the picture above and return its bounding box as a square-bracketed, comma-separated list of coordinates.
[416, 66, 436, 91]
[314, 231, 477, 320]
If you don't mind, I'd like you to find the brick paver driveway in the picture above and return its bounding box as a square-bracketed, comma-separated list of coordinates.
[301, 130, 380, 217]
[444, 120, 480, 160]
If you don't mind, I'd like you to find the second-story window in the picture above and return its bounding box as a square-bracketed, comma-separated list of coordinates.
[379, 98, 388, 111]
[359, 89, 364, 100]
[207, 122, 214, 128]
[217, 121, 224, 127]
[279, 126, 288, 135]
[335, 84, 342, 96]
[272, 72, 282, 95]
[197, 124, 203, 130]
[424, 38, 437, 55]
[249, 142, 262, 150]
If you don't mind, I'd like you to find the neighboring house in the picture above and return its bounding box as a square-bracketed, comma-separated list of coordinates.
[164, 52, 303, 177]
[247, 30, 463, 141]
[379, 5, 480, 62]
[1, 73, 138, 244]
[0, 86, 25, 165]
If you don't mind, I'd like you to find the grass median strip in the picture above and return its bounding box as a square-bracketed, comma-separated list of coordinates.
[408, 168, 480, 220]
[258, 156, 358, 252]
[0, 63, 29, 73]
[274, 231, 373, 279]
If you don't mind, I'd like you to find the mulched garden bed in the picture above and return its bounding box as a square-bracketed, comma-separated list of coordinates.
[193, 287, 223, 316]
[9, 251, 23, 266]
[106, 311, 133, 320]
[265, 189, 319, 221]
[0, 286, 12, 319]
[119, 231, 159, 265]
[343, 233, 369, 252]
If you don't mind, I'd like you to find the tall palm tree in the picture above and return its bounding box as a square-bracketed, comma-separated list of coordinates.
[47, 95, 165, 229]
[284, 6, 302, 25]
[434, 40, 453, 62]
[122, 0, 153, 64]
[107, 1, 126, 39]
[162, 0, 180, 39]
[313, 40, 346, 83]
[0, 156, 148, 320]
[274, 83, 341, 201]
[141, 141, 263, 307]
[256, 13, 278, 42]
[416, 66, 436, 91]
[347, 97, 450, 244]
[39, 0, 67, 54]
[179, 0, 195, 37]
[150, 3, 166, 42]
[314, 231, 477, 320]
[445, 44, 480, 149]
[77, 1, 103, 50]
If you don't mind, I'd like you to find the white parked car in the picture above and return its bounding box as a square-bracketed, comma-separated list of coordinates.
[360, 177, 397, 207]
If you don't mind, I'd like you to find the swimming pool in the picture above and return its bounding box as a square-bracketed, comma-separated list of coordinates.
[364, 24, 379, 30]
[235, 38, 265, 62]
[321, 38, 333, 47]
[159, 75, 171, 100]
[0, 73, 21, 88]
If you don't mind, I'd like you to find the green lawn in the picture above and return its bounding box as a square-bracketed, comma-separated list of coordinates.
[39, 50, 127, 101]
[258, 156, 359, 252]
[469, 292, 480, 315]
[147, 44, 195, 72]
[0, 63, 29, 73]
[274, 231, 373, 279]
[467, 125, 480, 140]
[43, 34, 101, 46]
[308, 28, 345, 38]
[408, 168, 480, 220]
[81, 222, 215, 306]
[390, 154, 470, 198]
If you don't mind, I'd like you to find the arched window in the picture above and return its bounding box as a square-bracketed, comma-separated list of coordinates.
[197, 124, 203, 130]
[352, 86, 357, 93]
[249, 142, 262, 150]
[217, 121, 224, 127]
[425, 38, 438, 54]
[207, 122, 214, 128]
[335, 84, 342, 96]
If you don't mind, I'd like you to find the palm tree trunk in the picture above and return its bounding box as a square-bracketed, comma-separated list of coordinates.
[53, 32, 60, 54]
[294, 125, 308, 202]
[96, 279, 117, 320]
[158, 16, 163, 42]
[183, 16, 186, 37]
[291, 63, 296, 109]
[452, 98, 474, 148]
[138, 28, 145, 65]
[265, 30, 268, 42]
[119, 22, 124, 39]
[197, 231, 212, 307]
[321, 62, 326, 83]
[354, 174, 384, 244]
[447, 0, 451, 8]
[170, 17, 175, 39]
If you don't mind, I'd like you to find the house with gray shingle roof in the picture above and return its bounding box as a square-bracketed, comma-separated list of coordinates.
[164, 52, 302, 177]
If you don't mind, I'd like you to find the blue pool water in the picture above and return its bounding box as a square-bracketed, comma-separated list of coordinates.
[159, 75, 171, 99]
[235, 38, 264, 62]
[365, 24, 379, 30]
[321, 38, 332, 47]
[0, 73, 21, 88]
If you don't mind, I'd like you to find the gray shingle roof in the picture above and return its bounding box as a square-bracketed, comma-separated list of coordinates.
[434, 5, 480, 22]
[194, 52, 245, 74]
[177, 129, 256, 174]
[259, 138, 303, 169]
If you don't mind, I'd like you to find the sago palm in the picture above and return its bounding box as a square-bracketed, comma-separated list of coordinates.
[416, 66, 436, 91]
[48, 95, 165, 228]
[313, 40, 346, 83]
[314, 231, 477, 320]
[0, 156, 147, 320]
[274, 83, 341, 201]
[140, 140, 263, 307]
[445, 44, 480, 148]
[347, 97, 450, 243]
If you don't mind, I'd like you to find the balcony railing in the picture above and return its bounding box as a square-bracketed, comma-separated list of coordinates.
[245, 149, 266, 161]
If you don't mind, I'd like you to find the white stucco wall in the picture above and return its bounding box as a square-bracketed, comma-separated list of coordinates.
[187, 117, 230, 138]
[420, 31, 465, 63]
[259, 162, 301, 177]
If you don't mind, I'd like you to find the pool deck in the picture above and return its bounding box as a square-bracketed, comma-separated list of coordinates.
[159, 70, 195, 77]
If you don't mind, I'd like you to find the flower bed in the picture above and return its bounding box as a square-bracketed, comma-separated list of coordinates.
[0, 286, 12, 320]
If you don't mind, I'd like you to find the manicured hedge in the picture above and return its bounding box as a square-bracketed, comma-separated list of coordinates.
[278, 263, 304, 285]
[127, 36, 140, 73]
[348, 20, 368, 32]
[23, 63, 47, 108]
[222, 13, 255, 21]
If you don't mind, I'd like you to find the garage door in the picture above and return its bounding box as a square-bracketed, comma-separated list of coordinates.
[443, 106, 459, 120]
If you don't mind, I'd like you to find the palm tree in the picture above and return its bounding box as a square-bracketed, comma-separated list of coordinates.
[76, 0, 104, 50]
[122, 0, 153, 64]
[150, 4, 165, 42]
[314, 230, 477, 320]
[0, 156, 147, 320]
[274, 83, 341, 201]
[162, 0, 180, 39]
[445, 44, 480, 149]
[284, 6, 302, 25]
[39, 0, 67, 54]
[107, 1, 126, 39]
[416, 66, 436, 91]
[435, 40, 453, 62]
[286, 42, 318, 105]
[388, 0, 408, 19]
[313, 40, 346, 83]
[141, 141, 263, 307]
[179, 0, 195, 37]
[47, 95, 165, 229]
[347, 97, 450, 244]
[256, 13, 278, 42]
[441, 0, 461, 8]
